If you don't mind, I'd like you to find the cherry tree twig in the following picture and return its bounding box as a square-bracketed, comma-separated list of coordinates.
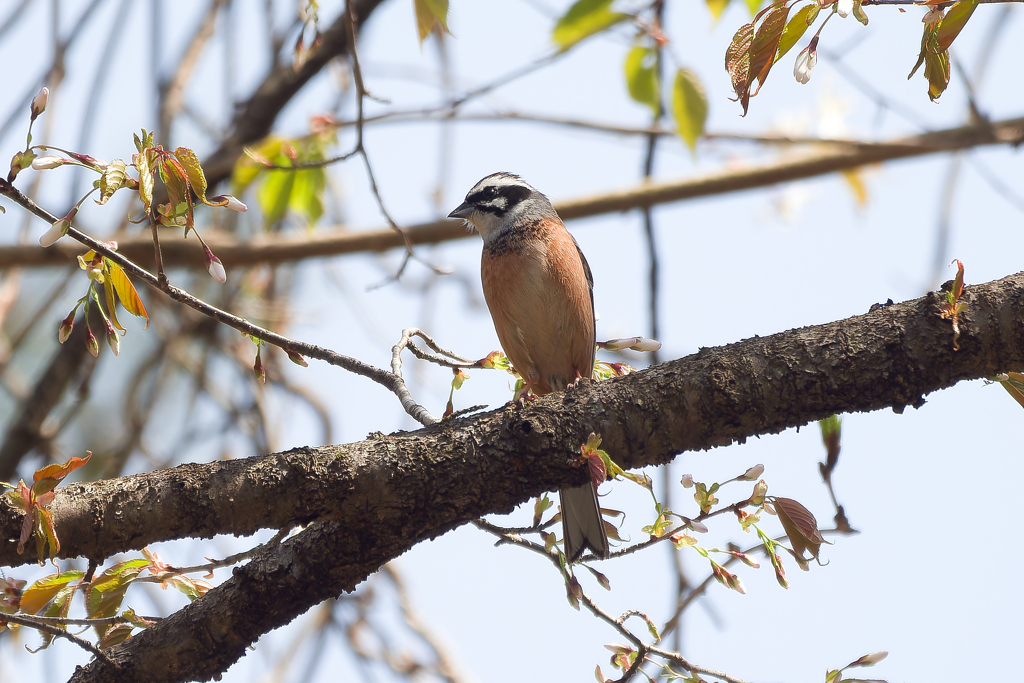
[0, 177, 438, 427]
[0, 612, 119, 667]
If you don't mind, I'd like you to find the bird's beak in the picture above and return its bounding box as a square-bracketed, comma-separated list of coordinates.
[448, 202, 474, 219]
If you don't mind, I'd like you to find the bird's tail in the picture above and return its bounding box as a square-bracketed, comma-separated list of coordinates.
[560, 483, 610, 562]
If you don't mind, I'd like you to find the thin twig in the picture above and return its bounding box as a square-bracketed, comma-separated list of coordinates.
[157, 0, 229, 146]
[0, 612, 120, 667]
[166, 527, 291, 575]
[0, 178, 437, 427]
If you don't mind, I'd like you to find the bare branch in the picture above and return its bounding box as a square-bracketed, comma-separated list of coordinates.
[6, 115, 1023, 271]
[0, 612, 119, 667]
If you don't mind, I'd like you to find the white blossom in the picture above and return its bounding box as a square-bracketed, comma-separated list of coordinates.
[793, 44, 818, 84]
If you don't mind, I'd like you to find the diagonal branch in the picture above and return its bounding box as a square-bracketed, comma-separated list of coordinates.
[3, 269, 1023, 573]
[50, 268, 1024, 682]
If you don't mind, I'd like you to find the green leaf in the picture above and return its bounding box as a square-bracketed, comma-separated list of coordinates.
[852, 0, 868, 26]
[624, 45, 660, 116]
[96, 159, 128, 206]
[936, 0, 978, 51]
[289, 168, 326, 226]
[776, 4, 819, 63]
[413, 0, 450, 44]
[133, 151, 155, 216]
[161, 574, 211, 601]
[31, 579, 80, 650]
[86, 558, 150, 622]
[174, 146, 208, 202]
[671, 68, 708, 153]
[97, 274, 125, 334]
[232, 138, 283, 196]
[133, 128, 154, 154]
[20, 570, 84, 614]
[258, 169, 296, 227]
[552, 0, 630, 52]
[925, 46, 950, 101]
[107, 261, 150, 326]
[706, 0, 731, 21]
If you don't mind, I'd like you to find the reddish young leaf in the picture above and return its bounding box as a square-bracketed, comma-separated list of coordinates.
[773, 496, 829, 561]
[37, 506, 59, 561]
[587, 451, 607, 490]
[173, 146, 208, 202]
[725, 21, 754, 113]
[939, 259, 968, 349]
[32, 452, 92, 495]
[98, 622, 135, 649]
[158, 155, 195, 233]
[998, 372, 1024, 411]
[749, 5, 792, 96]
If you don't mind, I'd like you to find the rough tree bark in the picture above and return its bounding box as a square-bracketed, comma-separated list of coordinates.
[1, 270, 1021, 682]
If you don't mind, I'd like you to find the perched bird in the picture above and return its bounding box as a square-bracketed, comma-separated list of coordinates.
[448, 172, 610, 562]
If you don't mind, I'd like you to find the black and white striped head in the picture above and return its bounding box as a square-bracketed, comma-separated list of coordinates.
[448, 172, 557, 243]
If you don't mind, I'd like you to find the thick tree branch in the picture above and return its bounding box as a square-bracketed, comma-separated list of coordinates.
[53, 267, 1024, 683]
[3, 269, 1023, 573]
[3, 269, 1021, 681]
[4, 115, 1022, 270]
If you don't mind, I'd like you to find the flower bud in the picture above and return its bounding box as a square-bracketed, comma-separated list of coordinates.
[287, 350, 308, 367]
[31, 155, 67, 170]
[253, 348, 265, 384]
[30, 87, 48, 120]
[837, 0, 853, 17]
[680, 473, 694, 488]
[68, 152, 106, 168]
[105, 320, 120, 356]
[85, 324, 99, 358]
[793, 38, 818, 85]
[630, 337, 662, 352]
[39, 215, 71, 247]
[58, 312, 75, 343]
[600, 337, 636, 352]
[204, 245, 226, 283]
[209, 194, 247, 212]
[686, 518, 708, 533]
[740, 463, 765, 481]
[851, 651, 889, 667]
[749, 479, 768, 506]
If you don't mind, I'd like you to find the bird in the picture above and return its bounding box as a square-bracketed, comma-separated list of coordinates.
[448, 172, 610, 562]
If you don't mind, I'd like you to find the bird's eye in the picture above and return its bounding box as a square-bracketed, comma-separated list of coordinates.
[483, 187, 497, 199]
